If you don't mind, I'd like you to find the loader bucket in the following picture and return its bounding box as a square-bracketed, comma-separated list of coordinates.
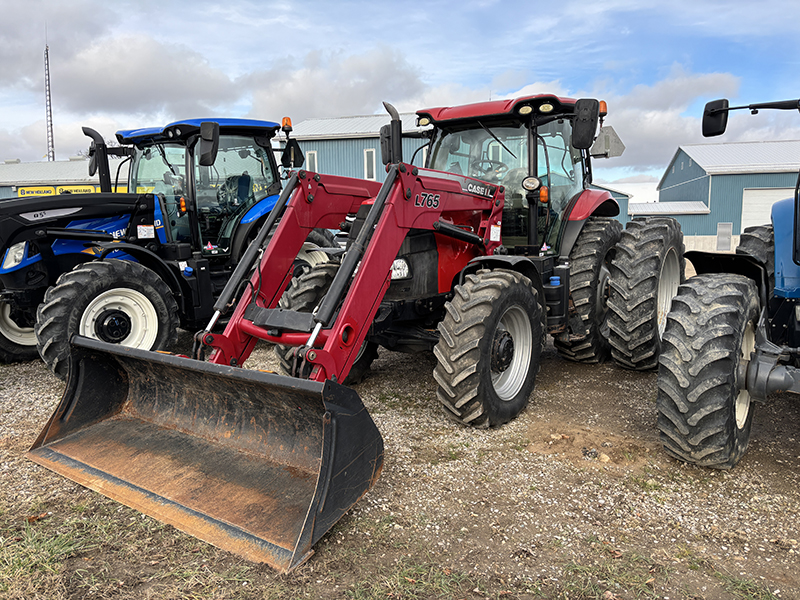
[28, 336, 383, 573]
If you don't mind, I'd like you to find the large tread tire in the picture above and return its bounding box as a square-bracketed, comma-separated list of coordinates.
[0, 287, 38, 363]
[35, 259, 179, 380]
[275, 262, 378, 385]
[554, 216, 622, 363]
[608, 217, 685, 370]
[656, 274, 760, 469]
[433, 269, 544, 428]
[736, 225, 774, 294]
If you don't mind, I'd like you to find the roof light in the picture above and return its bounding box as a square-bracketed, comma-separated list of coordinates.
[418, 116, 431, 126]
[599, 100, 608, 117]
[282, 117, 293, 133]
[518, 105, 533, 115]
[539, 103, 554, 114]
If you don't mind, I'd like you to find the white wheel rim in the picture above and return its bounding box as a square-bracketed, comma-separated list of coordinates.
[298, 242, 330, 269]
[0, 302, 36, 346]
[735, 322, 756, 429]
[657, 248, 680, 337]
[79, 288, 159, 349]
[492, 306, 532, 401]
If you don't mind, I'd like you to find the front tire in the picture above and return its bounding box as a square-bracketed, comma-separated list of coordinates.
[608, 217, 685, 370]
[657, 274, 760, 468]
[0, 289, 38, 362]
[433, 269, 544, 428]
[35, 260, 179, 379]
[554, 216, 622, 363]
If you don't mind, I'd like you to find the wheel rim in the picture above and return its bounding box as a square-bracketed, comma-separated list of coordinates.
[657, 248, 681, 337]
[490, 305, 532, 401]
[735, 322, 756, 429]
[596, 257, 614, 338]
[0, 302, 36, 346]
[79, 288, 159, 349]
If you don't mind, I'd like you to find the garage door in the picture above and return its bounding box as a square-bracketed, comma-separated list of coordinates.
[741, 188, 795, 230]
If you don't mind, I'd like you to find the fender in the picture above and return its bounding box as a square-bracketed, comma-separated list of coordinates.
[685, 250, 768, 307]
[95, 242, 186, 312]
[459, 255, 547, 326]
[556, 189, 619, 259]
[566, 188, 619, 221]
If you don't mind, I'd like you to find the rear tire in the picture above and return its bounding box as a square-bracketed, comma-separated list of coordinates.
[554, 216, 622, 362]
[275, 262, 378, 384]
[35, 260, 179, 380]
[608, 217, 685, 370]
[0, 289, 38, 362]
[433, 269, 544, 428]
[657, 274, 759, 468]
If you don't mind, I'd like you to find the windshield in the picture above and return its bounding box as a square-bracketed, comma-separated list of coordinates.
[130, 134, 278, 251]
[428, 118, 583, 250]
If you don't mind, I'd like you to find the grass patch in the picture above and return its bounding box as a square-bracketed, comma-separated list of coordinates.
[561, 546, 669, 599]
[345, 557, 474, 600]
[0, 520, 96, 594]
[715, 572, 781, 600]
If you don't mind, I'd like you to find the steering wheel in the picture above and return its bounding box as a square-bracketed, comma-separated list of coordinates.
[470, 159, 509, 179]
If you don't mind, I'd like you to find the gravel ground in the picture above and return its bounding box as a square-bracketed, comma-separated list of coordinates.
[1, 333, 799, 599]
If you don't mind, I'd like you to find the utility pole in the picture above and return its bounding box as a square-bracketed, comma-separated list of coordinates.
[44, 44, 55, 161]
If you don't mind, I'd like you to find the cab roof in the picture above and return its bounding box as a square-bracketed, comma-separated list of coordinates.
[417, 94, 577, 124]
[116, 118, 281, 145]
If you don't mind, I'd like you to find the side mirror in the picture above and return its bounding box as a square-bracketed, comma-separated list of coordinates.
[590, 126, 626, 159]
[88, 142, 98, 176]
[702, 99, 729, 137]
[572, 99, 600, 150]
[281, 138, 305, 169]
[198, 122, 220, 166]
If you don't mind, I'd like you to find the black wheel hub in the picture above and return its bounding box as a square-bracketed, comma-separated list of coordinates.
[491, 330, 514, 373]
[95, 309, 132, 343]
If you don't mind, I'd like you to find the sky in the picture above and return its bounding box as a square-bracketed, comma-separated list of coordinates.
[1, 0, 800, 183]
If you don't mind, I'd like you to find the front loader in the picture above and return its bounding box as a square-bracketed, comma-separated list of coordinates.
[29, 96, 686, 571]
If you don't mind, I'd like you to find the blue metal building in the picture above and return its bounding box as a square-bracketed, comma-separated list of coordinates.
[288, 114, 429, 182]
[631, 140, 800, 250]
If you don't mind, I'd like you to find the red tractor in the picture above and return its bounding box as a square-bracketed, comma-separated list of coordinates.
[29, 96, 684, 572]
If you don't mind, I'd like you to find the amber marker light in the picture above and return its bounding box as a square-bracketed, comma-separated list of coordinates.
[539, 186, 550, 204]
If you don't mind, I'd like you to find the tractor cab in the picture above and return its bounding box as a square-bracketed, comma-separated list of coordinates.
[118, 119, 288, 260]
[417, 95, 620, 254]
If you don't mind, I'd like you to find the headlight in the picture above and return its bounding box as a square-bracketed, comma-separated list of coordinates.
[521, 176, 541, 191]
[2, 242, 27, 269]
[391, 258, 411, 280]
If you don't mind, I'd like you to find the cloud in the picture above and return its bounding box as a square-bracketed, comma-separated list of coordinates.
[53, 35, 239, 118]
[243, 47, 426, 121]
[0, 0, 116, 85]
[590, 66, 741, 173]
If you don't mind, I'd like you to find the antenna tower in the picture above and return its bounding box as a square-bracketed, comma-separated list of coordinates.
[44, 44, 55, 161]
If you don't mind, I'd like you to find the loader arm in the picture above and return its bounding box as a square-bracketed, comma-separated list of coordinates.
[203, 165, 505, 382]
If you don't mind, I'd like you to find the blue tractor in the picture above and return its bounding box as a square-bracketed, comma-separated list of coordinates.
[0, 118, 332, 377]
[657, 98, 800, 468]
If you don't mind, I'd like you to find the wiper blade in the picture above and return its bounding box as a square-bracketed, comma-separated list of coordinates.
[477, 121, 517, 159]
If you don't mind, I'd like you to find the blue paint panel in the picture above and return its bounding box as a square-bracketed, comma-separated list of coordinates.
[772, 197, 800, 298]
[0, 214, 135, 274]
[241, 194, 280, 224]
